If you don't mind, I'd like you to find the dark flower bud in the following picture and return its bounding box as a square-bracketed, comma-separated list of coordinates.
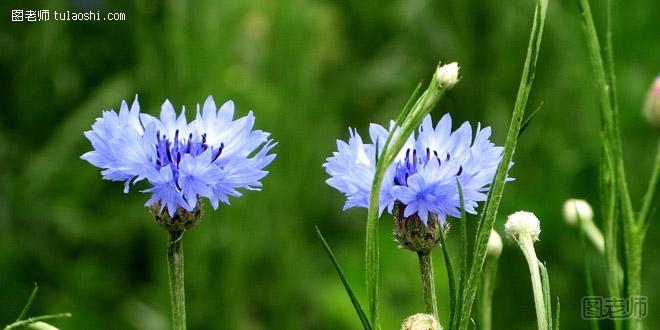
[152, 200, 203, 232]
[393, 203, 448, 253]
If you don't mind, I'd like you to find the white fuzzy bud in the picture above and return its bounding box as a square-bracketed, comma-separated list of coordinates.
[563, 199, 594, 226]
[505, 211, 541, 242]
[435, 62, 459, 89]
[401, 313, 443, 330]
[487, 230, 503, 258]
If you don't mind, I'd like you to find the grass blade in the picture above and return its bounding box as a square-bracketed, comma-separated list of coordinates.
[576, 2, 642, 329]
[639, 140, 660, 227]
[316, 226, 372, 330]
[439, 222, 457, 329]
[538, 262, 553, 330]
[16, 283, 39, 322]
[554, 297, 561, 330]
[578, 213, 599, 330]
[395, 82, 425, 127]
[456, 179, 468, 329]
[457, 0, 548, 328]
[518, 101, 544, 137]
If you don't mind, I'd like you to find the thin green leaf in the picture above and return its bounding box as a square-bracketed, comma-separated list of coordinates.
[395, 82, 425, 127]
[518, 101, 544, 137]
[639, 140, 660, 226]
[604, 0, 619, 133]
[538, 262, 553, 330]
[577, 3, 641, 329]
[316, 226, 372, 330]
[16, 283, 39, 322]
[478, 253, 499, 330]
[578, 212, 599, 330]
[439, 226, 457, 330]
[457, 0, 548, 328]
[554, 297, 561, 330]
[456, 179, 468, 329]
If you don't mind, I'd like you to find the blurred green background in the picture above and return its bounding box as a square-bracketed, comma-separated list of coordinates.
[0, 0, 658, 329]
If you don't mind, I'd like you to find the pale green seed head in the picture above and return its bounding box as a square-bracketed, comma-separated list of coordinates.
[643, 75, 660, 131]
[401, 313, 443, 330]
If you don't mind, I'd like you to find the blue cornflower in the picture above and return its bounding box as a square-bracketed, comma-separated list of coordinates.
[324, 114, 504, 225]
[82, 96, 276, 217]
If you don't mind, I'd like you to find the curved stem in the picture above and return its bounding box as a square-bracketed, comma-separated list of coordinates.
[639, 139, 660, 227]
[417, 251, 439, 319]
[3, 313, 72, 330]
[168, 230, 187, 330]
[519, 236, 548, 330]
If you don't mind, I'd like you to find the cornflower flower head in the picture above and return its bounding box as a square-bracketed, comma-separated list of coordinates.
[82, 96, 276, 230]
[324, 113, 504, 251]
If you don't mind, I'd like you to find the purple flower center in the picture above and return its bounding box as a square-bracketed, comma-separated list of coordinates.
[393, 148, 461, 187]
[155, 129, 224, 178]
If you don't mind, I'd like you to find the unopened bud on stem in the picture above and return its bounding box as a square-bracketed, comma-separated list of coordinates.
[643, 75, 660, 131]
[563, 199, 604, 253]
[487, 230, 503, 258]
[401, 313, 443, 330]
[435, 62, 460, 89]
[505, 211, 548, 330]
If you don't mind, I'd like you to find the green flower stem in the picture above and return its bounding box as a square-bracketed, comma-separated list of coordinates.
[168, 230, 187, 330]
[582, 220, 605, 254]
[3, 313, 72, 330]
[439, 226, 458, 329]
[626, 231, 643, 330]
[639, 139, 660, 227]
[457, 0, 547, 327]
[417, 251, 439, 319]
[365, 65, 455, 329]
[479, 255, 499, 330]
[518, 236, 548, 330]
[576, 1, 649, 329]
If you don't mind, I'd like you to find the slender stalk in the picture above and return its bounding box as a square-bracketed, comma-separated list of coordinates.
[478, 256, 499, 330]
[439, 226, 457, 329]
[457, 179, 468, 328]
[168, 230, 187, 330]
[625, 231, 643, 330]
[418, 251, 439, 319]
[3, 313, 72, 330]
[582, 221, 605, 254]
[457, 0, 548, 325]
[578, 214, 599, 330]
[519, 237, 548, 330]
[576, 1, 642, 328]
[365, 65, 455, 329]
[16, 284, 39, 322]
[601, 145, 623, 330]
[639, 140, 660, 227]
